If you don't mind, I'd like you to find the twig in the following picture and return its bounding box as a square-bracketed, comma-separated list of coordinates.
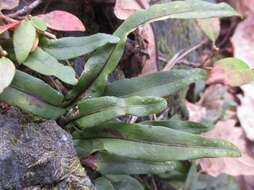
[0, 49, 7, 57]
[47, 77, 68, 95]
[163, 50, 184, 71]
[129, 116, 138, 124]
[163, 39, 207, 71]
[0, 14, 19, 23]
[7, 0, 43, 18]
[41, 31, 56, 39]
[151, 176, 158, 190]
[157, 108, 169, 120]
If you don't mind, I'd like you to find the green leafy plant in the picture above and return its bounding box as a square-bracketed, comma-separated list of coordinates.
[0, 1, 244, 189]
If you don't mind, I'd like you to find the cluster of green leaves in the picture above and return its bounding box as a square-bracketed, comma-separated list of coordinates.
[0, 0, 244, 189]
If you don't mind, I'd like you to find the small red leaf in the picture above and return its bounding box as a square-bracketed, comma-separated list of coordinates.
[38, 11, 85, 32]
[0, 22, 19, 34]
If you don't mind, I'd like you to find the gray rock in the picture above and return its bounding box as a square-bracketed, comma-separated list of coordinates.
[0, 109, 94, 190]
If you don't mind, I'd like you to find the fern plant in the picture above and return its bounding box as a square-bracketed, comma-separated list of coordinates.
[0, 1, 242, 189]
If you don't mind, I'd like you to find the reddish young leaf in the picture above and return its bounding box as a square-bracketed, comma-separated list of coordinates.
[38, 11, 85, 32]
[0, 22, 19, 34]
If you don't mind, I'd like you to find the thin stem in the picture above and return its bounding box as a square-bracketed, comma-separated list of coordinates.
[163, 39, 207, 71]
[7, 0, 43, 18]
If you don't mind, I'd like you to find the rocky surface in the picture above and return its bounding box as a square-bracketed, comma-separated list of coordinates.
[0, 109, 94, 190]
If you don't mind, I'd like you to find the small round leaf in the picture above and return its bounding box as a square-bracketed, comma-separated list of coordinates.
[14, 19, 36, 63]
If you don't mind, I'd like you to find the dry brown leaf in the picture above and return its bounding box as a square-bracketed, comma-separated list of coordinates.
[231, 15, 254, 68]
[200, 119, 254, 176]
[138, 25, 157, 75]
[114, 0, 149, 20]
[227, 0, 254, 16]
[0, 0, 19, 10]
[231, 15, 254, 141]
[237, 86, 254, 141]
[238, 176, 254, 190]
[186, 101, 207, 122]
[200, 84, 228, 109]
[187, 84, 236, 123]
[202, 85, 235, 121]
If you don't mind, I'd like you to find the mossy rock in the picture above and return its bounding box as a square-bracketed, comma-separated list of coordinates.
[0, 109, 94, 190]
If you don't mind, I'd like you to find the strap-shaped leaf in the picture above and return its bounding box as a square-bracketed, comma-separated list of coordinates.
[88, 0, 238, 95]
[23, 48, 77, 85]
[0, 87, 65, 119]
[103, 69, 207, 97]
[41, 33, 119, 60]
[141, 115, 212, 134]
[183, 161, 198, 190]
[13, 19, 36, 63]
[197, 18, 220, 45]
[68, 96, 167, 128]
[0, 57, 15, 94]
[95, 175, 144, 190]
[64, 45, 114, 104]
[66, 1, 238, 101]
[85, 152, 184, 175]
[11, 70, 64, 106]
[108, 175, 144, 190]
[95, 177, 114, 190]
[74, 123, 240, 161]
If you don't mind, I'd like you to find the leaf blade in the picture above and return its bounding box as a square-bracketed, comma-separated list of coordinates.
[95, 177, 115, 190]
[42, 33, 119, 60]
[74, 123, 240, 161]
[0, 57, 16, 94]
[141, 115, 212, 134]
[11, 70, 64, 106]
[0, 87, 65, 119]
[208, 58, 254, 86]
[38, 10, 85, 31]
[31, 16, 47, 31]
[85, 152, 184, 175]
[104, 69, 207, 97]
[106, 175, 144, 190]
[197, 18, 220, 45]
[13, 19, 36, 63]
[23, 48, 77, 85]
[90, 1, 239, 95]
[69, 96, 167, 128]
